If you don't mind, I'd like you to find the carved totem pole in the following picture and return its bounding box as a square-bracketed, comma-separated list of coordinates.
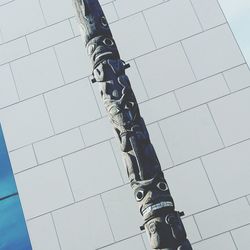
[73, 1, 193, 249]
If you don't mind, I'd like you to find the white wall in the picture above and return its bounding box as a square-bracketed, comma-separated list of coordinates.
[0, 0, 250, 249]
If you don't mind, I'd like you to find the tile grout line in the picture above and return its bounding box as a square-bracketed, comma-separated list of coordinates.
[141, 11, 158, 50]
[140, 233, 148, 250]
[246, 196, 250, 206]
[31, 143, 39, 166]
[192, 215, 203, 240]
[199, 158, 220, 205]
[109, 139, 126, 185]
[42, 94, 56, 135]
[38, 0, 48, 26]
[78, 126, 86, 147]
[112, 1, 120, 20]
[133, 59, 150, 100]
[8, 63, 21, 101]
[221, 71, 232, 93]
[50, 213, 63, 250]
[100, 194, 116, 242]
[180, 41, 198, 81]
[52, 46, 66, 84]
[61, 157, 76, 203]
[157, 122, 175, 167]
[173, 90, 182, 111]
[88, 77, 103, 117]
[24, 35, 32, 54]
[206, 103, 226, 147]
[188, 0, 204, 31]
[67, 18, 76, 37]
[229, 231, 239, 250]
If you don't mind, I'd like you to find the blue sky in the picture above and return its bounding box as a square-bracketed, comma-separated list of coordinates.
[218, 0, 250, 66]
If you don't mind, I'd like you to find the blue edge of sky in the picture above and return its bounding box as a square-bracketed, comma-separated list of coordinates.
[0, 125, 32, 250]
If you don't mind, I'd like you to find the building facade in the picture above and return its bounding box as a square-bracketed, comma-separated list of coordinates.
[0, 0, 250, 249]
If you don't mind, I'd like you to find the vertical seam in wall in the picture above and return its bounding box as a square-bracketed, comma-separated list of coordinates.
[50, 213, 63, 250]
[109, 139, 126, 184]
[133, 59, 150, 100]
[206, 103, 225, 147]
[229, 231, 239, 250]
[78, 127, 86, 147]
[192, 215, 203, 240]
[112, 1, 120, 20]
[31, 143, 39, 165]
[100, 194, 116, 242]
[188, 0, 204, 31]
[24, 35, 31, 54]
[88, 77, 103, 117]
[246, 196, 250, 206]
[68, 18, 76, 37]
[157, 122, 175, 167]
[38, 0, 48, 26]
[199, 157, 220, 205]
[180, 41, 198, 80]
[8, 63, 21, 101]
[52, 46, 66, 84]
[173, 90, 182, 111]
[221, 72, 232, 93]
[141, 11, 158, 50]
[61, 157, 76, 202]
[42, 94, 56, 135]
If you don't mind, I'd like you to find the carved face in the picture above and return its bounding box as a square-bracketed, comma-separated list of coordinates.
[133, 176, 174, 220]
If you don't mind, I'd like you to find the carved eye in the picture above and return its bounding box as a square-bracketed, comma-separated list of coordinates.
[157, 182, 168, 191]
[101, 16, 108, 27]
[135, 190, 145, 201]
[87, 44, 95, 55]
[103, 38, 114, 46]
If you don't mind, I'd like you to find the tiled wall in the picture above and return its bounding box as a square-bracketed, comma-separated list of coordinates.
[0, 0, 250, 249]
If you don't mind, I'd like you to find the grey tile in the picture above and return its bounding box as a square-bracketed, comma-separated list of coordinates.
[0, 96, 54, 150]
[139, 92, 180, 124]
[27, 21, 74, 52]
[63, 141, 123, 200]
[231, 224, 250, 250]
[147, 123, 173, 170]
[80, 117, 114, 146]
[182, 24, 244, 79]
[0, 64, 19, 108]
[182, 216, 202, 244]
[102, 185, 143, 240]
[159, 105, 223, 164]
[44, 78, 100, 133]
[195, 198, 250, 238]
[193, 233, 236, 250]
[0, 0, 45, 41]
[40, 0, 75, 25]
[53, 196, 114, 250]
[202, 140, 250, 203]
[15, 159, 74, 219]
[0, 37, 29, 65]
[102, 235, 146, 250]
[144, 0, 202, 48]
[165, 159, 218, 215]
[223, 64, 250, 92]
[136, 43, 196, 98]
[110, 13, 155, 60]
[209, 87, 250, 146]
[175, 74, 229, 110]
[54, 37, 92, 83]
[191, 0, 226, 30]
[33, 128, 84, 164]
[12, 48, 64, 100]
[102, 3, 119, 23]
[27, 214, 60, 250]
[126, 60, 148, 103]
[10, 145, 37, 173]
[114, 0, 162, 18]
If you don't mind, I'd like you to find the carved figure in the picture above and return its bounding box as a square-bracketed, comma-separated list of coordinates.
[73, 1, 193, 249]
